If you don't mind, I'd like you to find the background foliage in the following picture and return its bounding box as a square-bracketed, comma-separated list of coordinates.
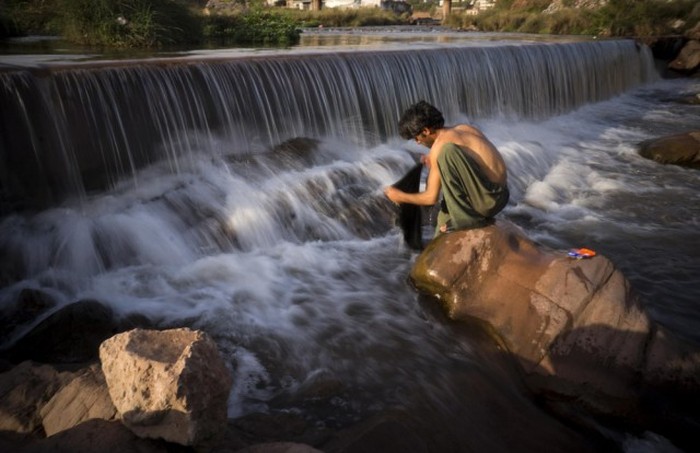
[1, 0, 699, 48]
[202, 8, 301, 46]
[447, 0, 700, 36]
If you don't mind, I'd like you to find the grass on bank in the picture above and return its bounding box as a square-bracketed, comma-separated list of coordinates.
[0, 0, 300, 47]
[0, 0, 410, 47]
[445, 0, 700, 37]
[202, 9, 301, 46]
[1, 0, 202, 46]
[61, 0, 202, 47]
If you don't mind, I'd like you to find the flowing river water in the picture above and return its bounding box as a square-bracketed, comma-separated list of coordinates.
[1, 30, 698, 452]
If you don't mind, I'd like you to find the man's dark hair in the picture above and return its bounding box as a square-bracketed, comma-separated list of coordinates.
[398, 101, 445, 140]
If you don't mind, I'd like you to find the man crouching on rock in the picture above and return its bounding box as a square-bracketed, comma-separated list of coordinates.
[384, 100, 510, 236]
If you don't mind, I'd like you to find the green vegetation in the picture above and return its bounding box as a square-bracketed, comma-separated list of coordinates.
[0, 0, 412, 47]
[202, 9, 301, 46]
[59, 0, 201, 47]
[1, 0, 62, 37]
[0, 0, 300, 47]
[2, 0, 698, 48]
[1, 0, 202, 46]
[445, 0, 700, 37]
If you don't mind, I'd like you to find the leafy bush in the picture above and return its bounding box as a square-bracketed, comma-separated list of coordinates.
[202, 9, 301, 46]
[1, 0, 63, 37]
[0, 10, 16, 38]
[58, 0, 201, 47]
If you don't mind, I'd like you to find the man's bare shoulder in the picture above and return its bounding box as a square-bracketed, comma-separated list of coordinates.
[452, 124, 484, 137]
[436, 125, 487, 150]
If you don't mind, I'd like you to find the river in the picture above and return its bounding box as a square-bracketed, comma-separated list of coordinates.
[0, 29, 698, 452]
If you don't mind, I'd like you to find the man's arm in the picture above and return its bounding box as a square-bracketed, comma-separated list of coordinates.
[384, 153, 441, 206]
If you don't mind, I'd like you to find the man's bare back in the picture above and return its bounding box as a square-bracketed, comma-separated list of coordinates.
[429, 125, 507, 186]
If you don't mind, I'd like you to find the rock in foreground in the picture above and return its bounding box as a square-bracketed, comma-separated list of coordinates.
[99, 328, 232, 447]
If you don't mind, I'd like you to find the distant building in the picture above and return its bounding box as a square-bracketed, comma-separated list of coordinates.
[435, 0, 495, 10]
[324, 0, 363, 8]
[475, 0, 496, 10]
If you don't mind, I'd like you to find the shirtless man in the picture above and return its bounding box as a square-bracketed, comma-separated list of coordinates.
[384, 101, 509, 235]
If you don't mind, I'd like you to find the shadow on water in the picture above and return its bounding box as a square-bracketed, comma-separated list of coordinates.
[222, 290, 618, 453]
[404, 271, 700, 453]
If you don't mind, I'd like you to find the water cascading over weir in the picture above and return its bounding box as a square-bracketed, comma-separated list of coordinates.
[0, 39, 657, 214]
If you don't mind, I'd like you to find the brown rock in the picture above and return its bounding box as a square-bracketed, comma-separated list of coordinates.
[669, 39, 700, 73]
[0, 361, 72, 434]
[21, 419, 172, 453]
[40, 363, 118, 436]
[638, 131, 700, 168]
[409, 221, 700, 417]
[644, 327, 700, 402]
[99, 328, 233, 447]
[686, 21, 700, 41]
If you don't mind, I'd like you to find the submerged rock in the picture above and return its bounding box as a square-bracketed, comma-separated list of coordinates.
[638, 131, 700, 168]
[0, 288, 57, 346]
[410, 221, 700, 427]
[99, 328, 232, 447]
[2, 299, 153, 365]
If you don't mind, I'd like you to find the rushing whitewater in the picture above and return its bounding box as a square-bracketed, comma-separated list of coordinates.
[1, 36, 698, 450]
[1, 40, 654, 209]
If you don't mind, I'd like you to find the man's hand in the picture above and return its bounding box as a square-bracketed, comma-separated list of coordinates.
[384, 186, 402, 205]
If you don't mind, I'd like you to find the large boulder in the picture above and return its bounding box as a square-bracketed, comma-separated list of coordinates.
[409, 221, 700, 421]
[99, 328, 233, 447]
[669, 39, 700, 74]
[638, 131, 700, 168]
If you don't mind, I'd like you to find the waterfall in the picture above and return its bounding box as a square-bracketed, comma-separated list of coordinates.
[2, 35, 699, 450]
[0, 40, 657, 212]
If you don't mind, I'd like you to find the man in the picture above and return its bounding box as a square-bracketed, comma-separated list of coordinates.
[384, 101, 509, 235]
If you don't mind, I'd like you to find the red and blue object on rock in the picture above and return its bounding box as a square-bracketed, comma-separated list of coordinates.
[568, 248, 597, 259]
